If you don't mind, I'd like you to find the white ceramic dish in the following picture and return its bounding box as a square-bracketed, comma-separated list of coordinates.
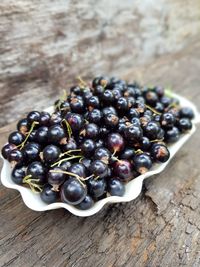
[1, 93, 200, 217]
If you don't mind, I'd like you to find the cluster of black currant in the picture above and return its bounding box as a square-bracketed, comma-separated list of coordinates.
[1, 76, 194, 210]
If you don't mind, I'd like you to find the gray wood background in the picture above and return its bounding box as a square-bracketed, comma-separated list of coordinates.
[0, 0, 200, 126]
[1, 1, 200, 267]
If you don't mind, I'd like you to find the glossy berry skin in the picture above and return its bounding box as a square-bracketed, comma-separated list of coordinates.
[164, 127, 180, 143]
[81, 139, 96, 157]
[61, 178, 87, 205]
[8, 131, 25, 146]
[76, 195, 94, 210]
[177, 118, 192, 132]
[151, 144, 170, 163]
[59, 160, 72, 171]
[107, 178, 125, 196]
[116, 97, 128, 111]
[23, 142, 41, 163]
[81, 158, 92, 170]
[93, 85, 104, 96]
[62, 138, 77, 152]
[161, 113, 176, 128]
[128, 108, 139, 118]
[179, 107, 194, 119]
[107, 133, 125, 154]
[40, 184, 59, 204]
[144, 91, 158, 106]
[113, 160, 133, 182]
[8, 149, 23, 164]
[47, 167, 66, 188]
[43, 145, 61, 164]
[141, 137, 151, 151]
[90, 160, 108, 179]
[35, 126, 48, 144]
[86, 96, 100, 109]
[68, 163, 86, 178]
[94, 147, 111, 163]
[17, 118, 29, 134]
[144, 121, 161, 140]
[65, 113, 84, 132]
[82, 123, 99, 139]
[120, 148, 135, 160]
[27, 161, 46, 183]
[124, 125, 143, 142]
[11, 165, 26, 184]
[134, 153, 152, 174]
[95, 139, 104, 148]
[102, 89, 114, 104]
[27, 111, 41, 124]
[86, 109, 102, 124]
[39, 111, 50, 126]
[1, 143, 16, 159]
[102, 106, 117, 116]
[104, 113, 119, 128]
[160, 96, 172, 107]
[87, 178, 106, 198]
[49, 112, 62, 126]
[47, 125, 66, 145]
[70, 98, 84, 113]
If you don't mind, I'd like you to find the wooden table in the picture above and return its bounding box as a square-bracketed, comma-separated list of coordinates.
[0, 41, 200, 267]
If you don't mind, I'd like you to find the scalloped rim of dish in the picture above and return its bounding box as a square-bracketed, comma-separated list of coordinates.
[1, 92, 200, 217]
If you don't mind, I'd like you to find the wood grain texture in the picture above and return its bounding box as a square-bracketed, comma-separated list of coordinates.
[0, 0, 200, 126]
[0, 39, 200, 267]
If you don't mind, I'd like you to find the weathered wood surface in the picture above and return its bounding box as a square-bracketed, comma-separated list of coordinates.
[0, 39, 200, 267]
[1, 0, 200, 127]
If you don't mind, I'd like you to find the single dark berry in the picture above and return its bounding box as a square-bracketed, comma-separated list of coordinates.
[61, 178, 87, 205]
[62, 138, 77, 152]
[1, 143, 16, 159]
[87, 178, 106, 198]
[41, 184, 59, 204]
[35, 126, 48, 144]
[90, 160, 108, 179]
[160, 96, 172, 107]
[48, 125, 66, 145]
[144, 121, 161, 140]
[8, 131, 25, 146]
[39, 111, 51, 126]
[81, 158, 92, 170]
[8, 149, 23, 164]
[124, 125, 143, 142]
[23, 142, 41, 163]
[134, 153, 152, 174]
[70, 98, 85, 113]
[128, 108, 139, 118]
[47, 167, 66, 190]
[86, 109, 102, 124]
[107, 133, 125, 154]
[151, 144, 170, 163]
[76, 195, 94, 210]
[141, 137, 151, 151]
[102, 106, 117, 116]
[81, 139, 96, 157]
[94, 147, 111, 163]
[27, 161, 46, 184]
[116, 97, 128, 111]
[81, 123, 99, 139]
[17, 118, 29, 134]
[161, 113, 176, 128]
[49, 112, 62, 125]
[120, 148, 135, 160]
[177, 118, 192, 132]
[65, 113, 84, 132]
[179, 107, 194, 120]
[113, 160, 134, 182]
[164, 127, 180, 143]
[11, 165, 26, 184]
[86, 96, 100, 109]
[43, 145, 61, 164]
[68, 163, 86, 178]
[144, 91, 158, 106]
[107, 178, 125, 196]
[27, 111, 41, 124]
[104, 113, 119, 128]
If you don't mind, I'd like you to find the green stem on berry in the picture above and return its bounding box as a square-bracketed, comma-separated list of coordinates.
[50, 169, 86, 187]
[145, 104, 162, 115]
[59, 149, 81, 158]
[62, 119, 72, 140]
[51, 155, 82, 167]
[22, 175, 43, 193]
[17, 121, 39, 150]
[135, 149, 144, 155]
[77, 76, 87, 88]
[150, 138, 164, 143]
